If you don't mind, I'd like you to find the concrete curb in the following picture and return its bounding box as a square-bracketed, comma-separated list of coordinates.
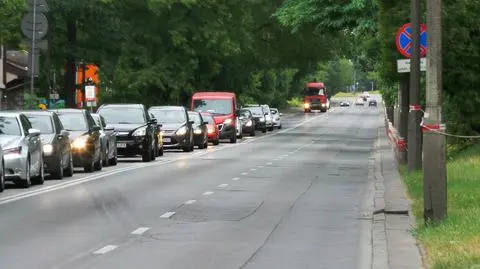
[372, 108, 425, 269]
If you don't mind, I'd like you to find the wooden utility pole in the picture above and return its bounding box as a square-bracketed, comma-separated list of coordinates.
[408, 0, 422, 171]
[423, 0, 447, 222]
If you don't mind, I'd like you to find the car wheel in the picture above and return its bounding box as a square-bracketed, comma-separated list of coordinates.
[94, 156, 103, 171]
[268, 126, 274, 131]
[109, 148, 118, 165]
[102, 146, 109, 167]
[158, 144, 164, 156]
[64, 153, 74, 177]
[198, 140, 205, 149]
[230, 132, 237, 143]
[213, 139, 220, 145]
[203, 136, 208, 149]
[142, 147, 153, 162]
[51, 158, 64, 179]
[0, 160, 5, 192]
[32, 160, 44, 185]
[84, 161, 94, 173]
[20, 158, 32, 188]
[278, 124, 282, 129]
[262, 128, 267, 133]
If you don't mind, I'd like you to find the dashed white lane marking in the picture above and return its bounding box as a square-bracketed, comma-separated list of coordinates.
[93, 245, 118, 254]
[250, 168, 256, 171]
[203, 191, 214, 196]
[184, 199, 197, 205]
[283, 154, 289, 157]
[273, 158, 278, 161]
[131, 227, 150, 235]
[160, 212, 176, 218]
[218, 183, 228, 188]
[232, 177, 240, 181]
[241, 172, 248, 175]
[267, 162, 273, 165]
[257, 165, 264, 168]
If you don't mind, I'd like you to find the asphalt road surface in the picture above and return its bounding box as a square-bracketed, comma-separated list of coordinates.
[0, 103, 381, 269]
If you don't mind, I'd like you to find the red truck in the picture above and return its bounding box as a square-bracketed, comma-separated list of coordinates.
[303, 82, 329, 113]
[191, 92, 240, 143]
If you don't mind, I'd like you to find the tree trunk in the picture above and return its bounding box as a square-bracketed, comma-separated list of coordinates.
[64, 19, 76, 107]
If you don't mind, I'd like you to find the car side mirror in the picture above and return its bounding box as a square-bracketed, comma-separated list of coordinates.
[188, 120, 195, 125]
[264, 112, 269, 115]
[149, 118, 157, 124]
[28, 128, 41, 136]
[59, 130, 70, 137]
[104, 126, 114, 131]
[235, 110, 240, 116]
[91, 125, 101, 132]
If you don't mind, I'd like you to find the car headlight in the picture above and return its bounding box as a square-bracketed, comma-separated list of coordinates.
[207, 126, 215, 134]
[194, 127, 202, 134]
[246, 120, 252, 127]
[72, 137, 88, 149]
[259, 117, 265, 122]
[223, 118, 233, 125]
[43, 144, 53, 155]
[321, 103, 326, 107]
[304, 103, 310, 108]
[176, 126, 187, 136]
[133, 126, 147, 136]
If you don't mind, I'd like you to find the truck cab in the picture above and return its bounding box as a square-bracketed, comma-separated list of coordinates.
[191, 92, 240, 143]
[304, 82, 328, 113]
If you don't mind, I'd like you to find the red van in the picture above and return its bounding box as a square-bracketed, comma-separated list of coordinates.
[191, 92, 240, 143]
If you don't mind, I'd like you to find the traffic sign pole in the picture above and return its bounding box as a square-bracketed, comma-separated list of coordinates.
[408, 0, 423, 172]
[30, 0, 37, 105]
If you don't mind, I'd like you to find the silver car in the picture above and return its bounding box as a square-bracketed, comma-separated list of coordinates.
[270, 108, 283, 129]
[261, 104, 274, 131]
[0, 112, 44, 188]
[91, 113, 117, 166]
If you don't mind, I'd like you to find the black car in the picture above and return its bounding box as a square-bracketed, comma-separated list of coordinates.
[188, 111, 208, 149]
[368, 99, 378, 107]
[242, 105, 267, 133]
[148, 106, 195, 152]
[339, 101, 350, 107]
[97, 104, 159, 162]
[56, 109, 102, 173]
[24, 111, 74, 179]
[91, 113, 118, 166]
[239, 109, 255, 136]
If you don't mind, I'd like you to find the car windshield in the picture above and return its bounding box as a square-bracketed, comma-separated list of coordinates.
[98, 107, 146, 124]
[25, 115, 54, 134]
[246, 106, 263, 116]
[58, 113, 88, 131]
[305, 87, 325, 96]
[150, 109, 186, 123]
[193, 99, 232, 115]
[0, 116, 21, 136]
[201, 114, 215, 124]
[189, 113, 201, 124]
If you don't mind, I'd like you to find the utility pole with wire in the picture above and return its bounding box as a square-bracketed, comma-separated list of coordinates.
[408, 0, 423, 171]
[423, 0, 447, 222]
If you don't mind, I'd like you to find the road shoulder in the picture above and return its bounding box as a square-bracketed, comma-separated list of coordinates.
[372, 114, 424, 269]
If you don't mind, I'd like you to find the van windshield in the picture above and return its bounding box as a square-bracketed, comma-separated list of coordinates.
[193, 99, 233, 115]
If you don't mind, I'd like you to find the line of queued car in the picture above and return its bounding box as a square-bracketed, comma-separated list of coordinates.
[0, 91, 283, 191]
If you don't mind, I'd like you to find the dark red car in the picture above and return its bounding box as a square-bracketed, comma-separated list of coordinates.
[200, 112, 220, 145]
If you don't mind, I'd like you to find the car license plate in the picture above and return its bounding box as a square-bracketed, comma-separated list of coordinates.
[163, 137, 171, 143]
[117, 143, 127, 148]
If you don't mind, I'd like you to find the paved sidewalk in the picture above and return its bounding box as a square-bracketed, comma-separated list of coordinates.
[372, 115, 425, 269]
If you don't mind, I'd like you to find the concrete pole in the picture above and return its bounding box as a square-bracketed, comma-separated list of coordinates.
[423, 0, 447, 222]
[408, 0, 422, 171]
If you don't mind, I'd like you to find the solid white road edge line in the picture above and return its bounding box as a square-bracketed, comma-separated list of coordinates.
[93, 245, 118, 254]
[184, 199, 197, 205]
[131, 227, 150, 235]
[0, 112, 326, 205]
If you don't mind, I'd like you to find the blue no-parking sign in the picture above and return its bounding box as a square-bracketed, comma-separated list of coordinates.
[395, 23, 427, 58]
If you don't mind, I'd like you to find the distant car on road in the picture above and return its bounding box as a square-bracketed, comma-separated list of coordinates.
[355, 98, 365, 106]
[270, 108, 282, 129]
[242, 105, 267, 133]
[56, 109, 103, 172]
[200, 112, 220, 145]
[188, 111, 209, 149]
[97, 104, 159, 162]
[91, 113, 118, 166]
[0, 112, 44, 187]
[24, 111, 74, 179]
[368, 99, 378, 107]
[149, 106, 195, 152]
[339, 101, 350, 107]
[239, 109, 256, 136]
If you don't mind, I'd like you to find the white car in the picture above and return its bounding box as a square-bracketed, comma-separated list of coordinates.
[270, 108, 282, 129]
[355, 98, 365, 106]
